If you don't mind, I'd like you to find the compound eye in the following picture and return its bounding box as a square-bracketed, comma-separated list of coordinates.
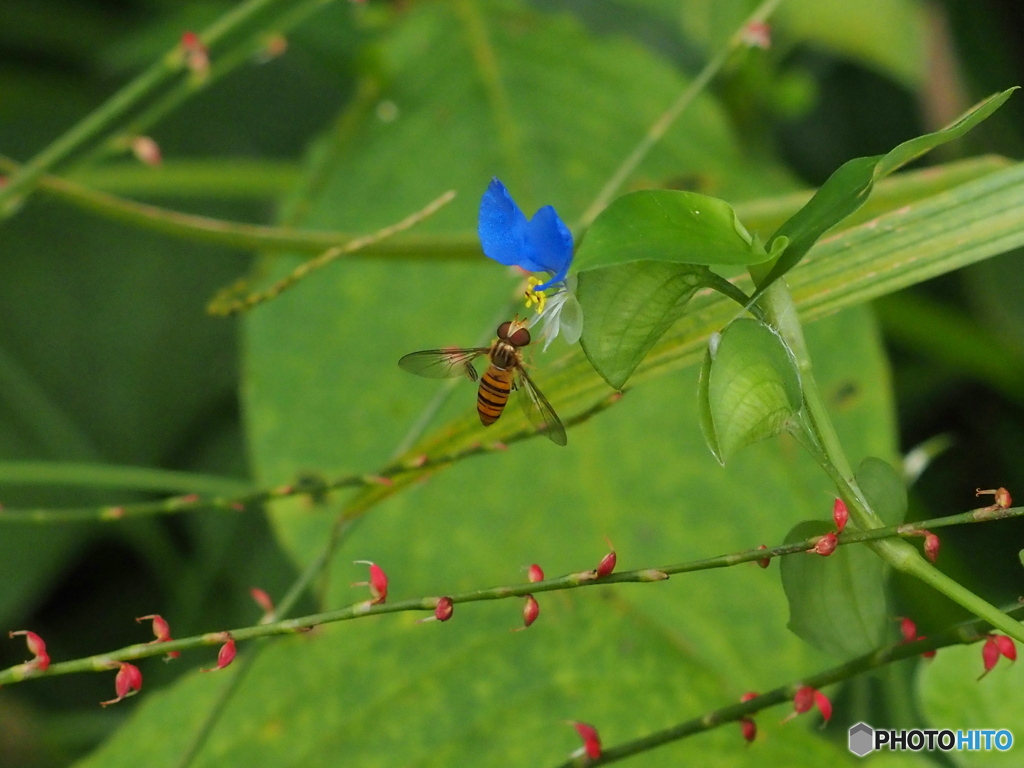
[496, 321, 512, 340]
[509, 327, 531, 347]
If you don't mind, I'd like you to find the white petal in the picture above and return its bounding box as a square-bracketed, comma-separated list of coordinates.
[556, 292, 583, 346]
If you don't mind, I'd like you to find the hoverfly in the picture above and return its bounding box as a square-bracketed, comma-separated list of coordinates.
[399, 318, 567, 446]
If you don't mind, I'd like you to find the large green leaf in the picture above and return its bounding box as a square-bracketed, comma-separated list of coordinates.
[572, 190, 764, 272]
[780, 520, 888, 659]
[758, 89, 1017, 297]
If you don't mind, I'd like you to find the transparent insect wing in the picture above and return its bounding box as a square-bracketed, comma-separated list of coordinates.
[515, 365, 567, 445]
[398, 348, 488, 381]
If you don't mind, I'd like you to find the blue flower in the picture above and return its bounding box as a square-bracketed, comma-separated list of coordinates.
[478, 178, 573, 292]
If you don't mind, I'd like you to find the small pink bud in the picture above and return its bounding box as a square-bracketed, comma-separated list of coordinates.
[9, 630, 50, 671]
[814, 690, 832, 723]
[922, 648, 937, 660]
[408, 454, 428, 468]
[792, 686, 815, 714]
[595, 549, 616, 578]
[740, 691, 759, 703]
[923, 532, 940, 563]
[528, 564, 544, 583]
[570, 721, 602, 760]
[365, 475, 393, 487]
[899, 617, 917, 643]
[180, 493, 200, 503]
[255, 33, 288, 63]
[181, 31, 210, 78]
[809, 532, 838, 556]
[832, 498, 848, 533]
[202, 635, 236, 672]
[434, 597, 454, 622]
[740, 717, 757, 743]
[995, 634, 1017, 662]
[787, 686, 830, 724]
[250, 587, 275, 616]
[976, 487, 1012, 510]
[136, 614, 179, 659]
[130, 135, 161, 166]
[981, 635, 1000, 677]
[518, 595, 539, 630]
[755, 544, 771, 568]
[353, 560, 388, 604]
[100, 663, 142, 706]
[741, 20, 771, 49]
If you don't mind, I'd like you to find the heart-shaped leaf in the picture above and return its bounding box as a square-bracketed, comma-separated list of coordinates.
[697, 318, 802, 463]
[577, 262, 715, 390]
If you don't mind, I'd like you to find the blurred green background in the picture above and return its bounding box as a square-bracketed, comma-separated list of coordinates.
[1, 1, 1023, 766]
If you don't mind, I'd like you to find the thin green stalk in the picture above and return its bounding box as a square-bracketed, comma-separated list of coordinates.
[552, 605, 1023, 767]
[0, 0, 307, 215]
[577, 0, 783, 229]
[0, 156, 478, 259]
[0, 462, 249, 496]
[4, 502, 1019, 686]
[78, 0, 331, 169]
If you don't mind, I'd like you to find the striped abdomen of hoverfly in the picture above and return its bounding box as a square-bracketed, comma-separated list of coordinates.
[477, 342, 520, 426]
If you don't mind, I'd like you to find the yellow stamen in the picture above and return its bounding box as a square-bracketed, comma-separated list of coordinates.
[524, 276, 547, 314]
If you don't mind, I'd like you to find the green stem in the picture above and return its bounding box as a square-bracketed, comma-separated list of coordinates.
[0, 155, 477, 259]
[4, 503, 1019, 686]
[0, 462, 249, 496]
[577, 0, 783, 229]
[0, 0, 308, 215]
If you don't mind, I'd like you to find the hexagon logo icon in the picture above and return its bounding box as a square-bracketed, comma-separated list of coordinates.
[849, 722, 874, 757]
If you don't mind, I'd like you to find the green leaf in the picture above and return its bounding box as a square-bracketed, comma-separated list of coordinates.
[697, 318, 802, 463]
[758, 88, 1018, 295]
[577, 262, 714, 390]
[780, 521, 888, 658]
[572, 190, 764, 272]
[855, 456, 908, 525]
[918, 641, 1024, 767]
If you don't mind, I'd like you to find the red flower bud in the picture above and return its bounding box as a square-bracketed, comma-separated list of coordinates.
[570, 721, 601, 760]
[9, 630, 50, 671]
[595, 549, 616, 578]
[434, 597, 454, 622]
[788, 686, 831, 724]
[353, 560, 388, 604]
[202, 635, 236, 672]
[515, 595, 539, 630]
[995, 634, 1016, 662]
[809, 532, 838, 556]
[922, 648, 937, 659]
[136, 614, 179, 660]
[740, 691, 759, 703]
[180, 31, 209, 78]
[832, 498, 849, 533]
[923, 532, 940, 563]
[755, 545, 771, 568]
[250, 587, 275, 617]
[527, 564, 545, 583]
[898, 617, 917, 643]
[130, 136, 161, 167]
[100, 663, 142, 706]
[976, 487, 1012, 510]
[981, 635, 1001, 677]
[741, 20, 771, 49]
[740, 717, 757, 743]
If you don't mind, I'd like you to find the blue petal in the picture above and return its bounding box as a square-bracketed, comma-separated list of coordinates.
[525, 205, 573, 290]
[478, 178, 530, 267]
